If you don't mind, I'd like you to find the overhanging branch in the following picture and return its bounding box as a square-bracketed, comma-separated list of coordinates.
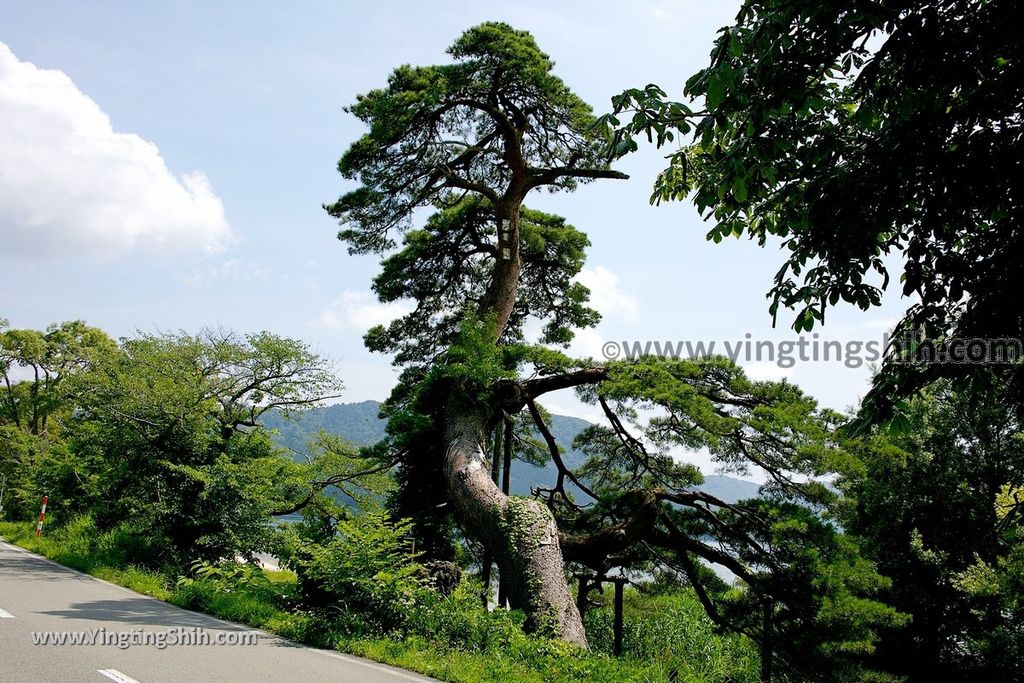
[523, 368, 607, 398]
[526, 397, 598, 505]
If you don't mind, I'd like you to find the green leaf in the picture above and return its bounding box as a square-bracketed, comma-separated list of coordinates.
[706, 72, 724, 109]
[732, 176, 748, 202]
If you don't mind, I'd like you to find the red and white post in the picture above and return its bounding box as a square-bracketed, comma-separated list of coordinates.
[35, 495, 48, 537]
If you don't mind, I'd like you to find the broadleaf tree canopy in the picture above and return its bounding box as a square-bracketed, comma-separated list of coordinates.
[606, 0, 1024, 422]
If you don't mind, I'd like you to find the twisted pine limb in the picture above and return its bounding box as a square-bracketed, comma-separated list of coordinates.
[526, 397, 598, 508]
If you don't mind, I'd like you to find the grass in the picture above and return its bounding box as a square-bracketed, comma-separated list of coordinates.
[0, 518, 760, 682]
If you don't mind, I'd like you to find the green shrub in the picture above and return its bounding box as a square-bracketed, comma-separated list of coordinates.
[94, 566, 171, 601]
[0, 515, 99, 571]
[286, 511, 424, 634]
[182, 560, 275, 596]
[170, 574, 219, 611]
[407, 580, 529, 651]
[93, 520, 173, 569]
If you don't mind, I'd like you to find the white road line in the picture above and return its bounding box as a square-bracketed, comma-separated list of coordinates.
[0, 607, 14, 618]
[97, 670, 141, 683]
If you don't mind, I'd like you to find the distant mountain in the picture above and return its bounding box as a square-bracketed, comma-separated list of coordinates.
[262, 401, 761, 504]
[263, 400, 387, 453]
[699, 474, 761, 503]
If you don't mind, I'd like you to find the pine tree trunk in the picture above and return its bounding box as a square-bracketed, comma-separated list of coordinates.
[443, 399, 587, 646]
[443, 194, 586, 645]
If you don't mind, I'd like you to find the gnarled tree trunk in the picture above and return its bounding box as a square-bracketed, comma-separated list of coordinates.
[443, 397, 587, 646]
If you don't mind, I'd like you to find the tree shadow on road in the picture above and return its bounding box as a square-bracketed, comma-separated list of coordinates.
[41, 598, 253, 630]
[0, 553, 96, 584]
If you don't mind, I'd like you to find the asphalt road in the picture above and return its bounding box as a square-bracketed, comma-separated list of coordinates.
[0, 539, 437, 683]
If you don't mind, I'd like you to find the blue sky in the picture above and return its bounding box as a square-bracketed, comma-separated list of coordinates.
[1, 0, 908, 427]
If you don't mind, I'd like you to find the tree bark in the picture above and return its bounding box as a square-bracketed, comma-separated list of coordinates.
[478, 203, 522, 333]
[443, 398, 587, 646]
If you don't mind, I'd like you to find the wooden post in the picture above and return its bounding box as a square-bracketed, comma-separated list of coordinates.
[490, 421, 504, 485]
[35, 494, 48, 537]
[501, 418, 512, 496]
[401, 535, 417, 556]
[481, 424, 504, 607]
[480, 557, 493, 609]
[497, 417, 513, 608]
[760, 598, 774, 683]
[611, 576, 628, 656]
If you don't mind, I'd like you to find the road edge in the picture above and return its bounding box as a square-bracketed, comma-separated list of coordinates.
[0, 536, 439, 683]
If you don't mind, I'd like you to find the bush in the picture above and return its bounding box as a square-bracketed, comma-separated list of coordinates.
[406, 580, 529, 651]
[182, 560, 276, 597]
[286, 511, 425, 634]
[0, 515, 100, 571]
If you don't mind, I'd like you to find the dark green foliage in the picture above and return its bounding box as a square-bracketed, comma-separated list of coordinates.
[366, 198, 599, 365]
[58, 329, 342, 567]
[178, 560, 279, 605]
[1, 322, 346, 568]
[583, 356, 850, 500]
[322, 24, 632, 645]
[839, 379, 1024, 680]
[0, 425, 47, 520]
[609, 0, 1024, 422]
[0, 515, 165, 574]
[0, 319, 115, 436]
[563, 356, 904, 681]
[583, 586, 760, 682]
[956, 482, 1024, 673]
[281, 511, 425, 634]
[595, 5, 1024, 676]
[714, 501, 908, 682]
[327, 22, 616, 252]
[325, 18, 900, 670]
[0, 320, 116, 520]
[1, 513, 763, 682]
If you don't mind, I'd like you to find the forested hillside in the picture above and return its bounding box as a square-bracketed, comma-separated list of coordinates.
[262, 401, 762, 503]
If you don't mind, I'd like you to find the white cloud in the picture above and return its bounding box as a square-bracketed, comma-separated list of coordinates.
[742, 361, 794, 382]
[861, 317, 900, 333]
[314, 291, 414, 332]
[0, 42, 232, 259]
[179, 258, 270, 289]
[538, 399, 603, 426]
[576, 266, 640, 323]
[567, 327, 608, 360]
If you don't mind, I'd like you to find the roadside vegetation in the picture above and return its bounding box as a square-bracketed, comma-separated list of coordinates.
[0, 515, 760, 683]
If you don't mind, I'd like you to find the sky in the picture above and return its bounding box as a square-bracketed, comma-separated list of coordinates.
[0, 1, 909, 438]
